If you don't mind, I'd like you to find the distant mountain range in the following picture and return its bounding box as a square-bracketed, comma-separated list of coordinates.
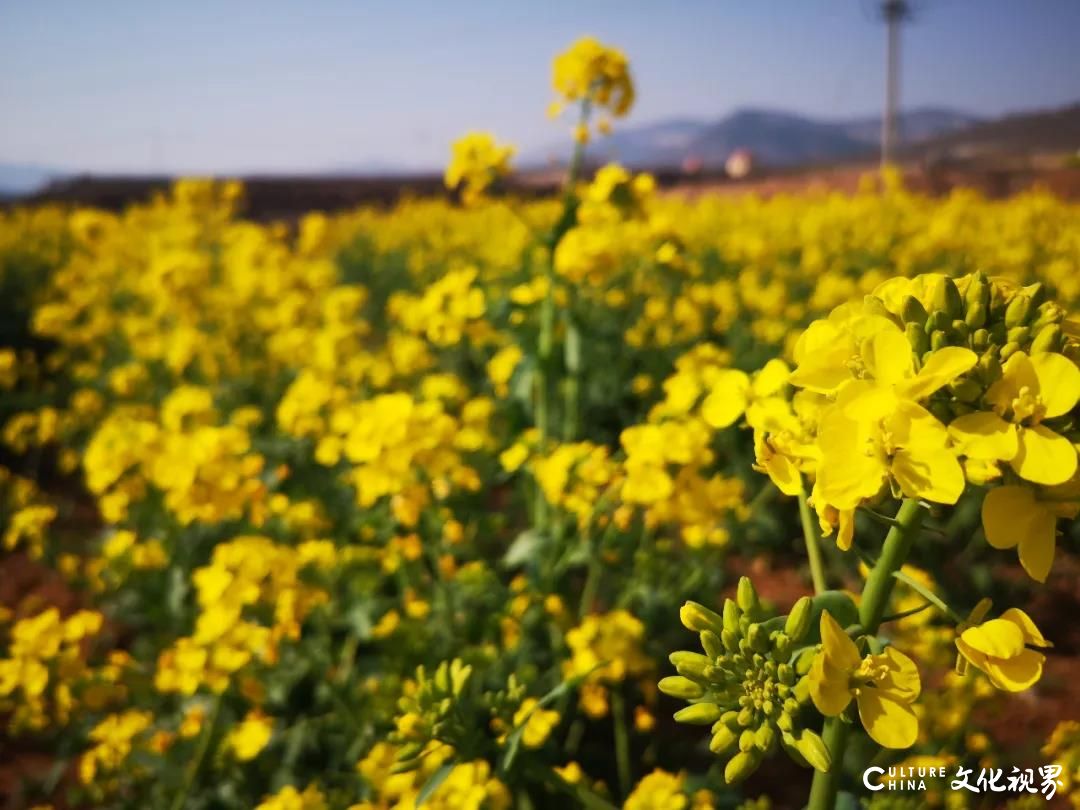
[524, 106, 984, 169]
[5, 103, 1079, 198]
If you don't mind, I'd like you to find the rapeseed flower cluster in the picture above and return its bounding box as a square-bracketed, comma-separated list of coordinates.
[0, 36, 1077, 810]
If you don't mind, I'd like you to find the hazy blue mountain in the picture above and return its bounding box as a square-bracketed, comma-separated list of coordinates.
[523, 106, 985, 169]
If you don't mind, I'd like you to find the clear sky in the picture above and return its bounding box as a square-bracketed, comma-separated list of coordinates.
[2, 0, 1079, 174]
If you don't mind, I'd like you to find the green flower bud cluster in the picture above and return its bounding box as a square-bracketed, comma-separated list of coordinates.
[885, 272, 1072, 421]
[658, 578, 830, 784]
[389, 658, 477, 773]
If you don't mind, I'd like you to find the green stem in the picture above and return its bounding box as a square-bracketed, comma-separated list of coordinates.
[797, 488, 827, 595]
[170, 693, 223, 810]
[562, 314, 581, 441]
[806, 497, 924, 810]
[610, 689, 632, 799]
[806, 717, 850, 810]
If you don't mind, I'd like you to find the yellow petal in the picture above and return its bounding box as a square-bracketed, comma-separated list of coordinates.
[857, 691, 919, 749]
[981, 485, 1031, 550]
[1010, 425, 1078, 486]
[764, 453, 803, 497]
[900, 347, 977, 401]
[999, 608, 1051, 648]
[958, 618, 1025, 659]
[982, 648, 1045, 692]
[701, 370, 751, 429]
[819, 610, 861, 670]
[986, 352, 1037, 412]
[751, 358, 791, 398]
[1017, 512, 1057, 583]
[862, 327, 914, 387]
[879, 646, 921, 701]
[947, 412, 1018, 461]
[809, 652, 853, 717]
[891, 447, 965, 505]
[1031, 352, 1080, 419]
[840, 380, 899, 423]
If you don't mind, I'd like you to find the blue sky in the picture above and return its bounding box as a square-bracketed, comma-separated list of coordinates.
[2, 0, 1078, 173]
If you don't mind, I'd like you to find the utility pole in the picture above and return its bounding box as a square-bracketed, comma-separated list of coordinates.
[880, 0, 911, 167]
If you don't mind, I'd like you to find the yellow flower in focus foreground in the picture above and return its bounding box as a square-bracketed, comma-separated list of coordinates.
[809, 612, 921, 749]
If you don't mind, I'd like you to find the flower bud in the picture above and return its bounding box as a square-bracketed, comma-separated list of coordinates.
[784, 596, 812, 641]
[681, 601, 725, 635]
[930, 330, 948, 352]
[724, 750, 761, 784]
[925, 311, 950, 333]
[1000, 341, 1020, 361]
[1005, 294, 1032, 328]
[755, 722, 777, 753]
[739, 729, 756, 752]
[736, 577, 759, 615]
[964, 302, 986, 330]
[721, 629, 739, 652]
[700, 630, 723, 660]
[965, 272, 990, 311]
[1031, 324, 1063, 354]
[905, 322, 929, 357]
[795, 729, 832, 774]
[659, 676, 704, 700]
[674, 703, 723, 725]
[1007, 326, 1029, 345]
[972, 328, 990, 350]
[948, 378, 981, 403]
[671, 651, 711, 680]
[723, 599, 741, 633]
[950, 319, 971, 343]
[710, 724, 738, 754]
[901, 295, 928, 325]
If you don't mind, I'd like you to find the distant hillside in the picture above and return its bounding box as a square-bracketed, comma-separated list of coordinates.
[0, 164, 61, 198]
[905, 103, 1080, 159]
[525, 106, 983, 169]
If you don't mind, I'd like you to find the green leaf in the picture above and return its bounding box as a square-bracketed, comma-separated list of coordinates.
[416, 762, 455, 807]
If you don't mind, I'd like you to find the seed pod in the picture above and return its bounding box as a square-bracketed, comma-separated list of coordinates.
[1031, 324, 1064, 354]
[901, 295, 928, 325]
[674, 703, 723, 725]
[671, 651, 711, 680]
[795, 729, 832, 774]
[724, 750, 761, 784]
[737, 577, 760, 615]
[681, 601, 725, 635]
[710, 724, 738, 754]
[1005, 294, 1032, 328]
[659, 676, 704, 700]
[700, 630, 724, 660]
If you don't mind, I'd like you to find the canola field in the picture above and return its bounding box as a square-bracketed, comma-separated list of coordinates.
[1, 38, 1080, 810]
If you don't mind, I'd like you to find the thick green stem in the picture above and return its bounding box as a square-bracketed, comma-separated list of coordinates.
[806, 498, 924, 810]
[610, 689, 632, 799]
[797, 488, 827, 595]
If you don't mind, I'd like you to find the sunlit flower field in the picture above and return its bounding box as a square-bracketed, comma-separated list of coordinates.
[1, 38, 1079, 810]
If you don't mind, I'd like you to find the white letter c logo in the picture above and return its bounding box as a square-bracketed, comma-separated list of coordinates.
[863, 766, 885, 791]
